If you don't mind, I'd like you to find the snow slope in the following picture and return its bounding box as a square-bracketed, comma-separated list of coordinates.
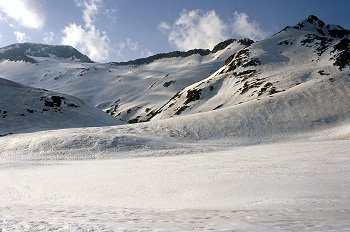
[150, 15, 350, 119]
[0, 39, 250, 123]
[0, 77, 121, 135]
[0, 16, 348, 156]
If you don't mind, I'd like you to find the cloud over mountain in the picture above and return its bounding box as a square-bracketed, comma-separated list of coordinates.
[61, 0, 110, 62]
[159, 10, 268, 50]
[232, 12, 268, 41]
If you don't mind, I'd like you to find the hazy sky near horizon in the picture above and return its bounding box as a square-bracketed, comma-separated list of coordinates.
[0, 0, 349, 62]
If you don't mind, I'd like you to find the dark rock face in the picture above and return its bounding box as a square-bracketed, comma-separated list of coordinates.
[42, 96, 65, 107]
[300, 34, 334, 56]
[211, 38, 254, 54]
[238, 38, 255, 47]
[0, 43, 93, 63]
[175, 105, 189, 115]
[212, 39, 237, 53]
[163, 80, 176, 88]
[224, 49, 252, 72]
[40, 95, 81, 109]
[331, 38, 350, 70]
[184, 89, 202, 104]
[328, 27, 350, 39]
[305, 15, 326, 28]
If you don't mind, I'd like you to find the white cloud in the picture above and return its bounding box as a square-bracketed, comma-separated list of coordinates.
[113, 38, 152, 61]
[82, 0, 101, 29]
[14, 31, 28, 43]
[126, 38, 138, 51]
[140, 49, 152, 58]
[103, 8, 117, 23]
[166, 10, 228, 50]
[61, 0, 110, 61]
[62, 23, 110, 61]
[158, 21, 171, 34]
[118, 42, 126, 51]
[160, 10, 268, 50]
[0, 0, 44, 29]
[232, 12, 267, 41]
[43, 32, 55, 43]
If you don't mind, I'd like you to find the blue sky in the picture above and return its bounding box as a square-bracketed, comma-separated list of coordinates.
[0, 0, 349, 62]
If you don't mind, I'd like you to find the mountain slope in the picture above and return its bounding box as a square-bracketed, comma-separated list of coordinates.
[1, 75, 349, 156]
[148, 15, 350, 120]
[0, 77, 121, 135]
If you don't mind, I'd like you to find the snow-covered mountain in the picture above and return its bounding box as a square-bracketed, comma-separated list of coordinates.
[0, 15, 348, 138]
[0, 77, 121, 136]
[0, 43, 93, 63]
[0, 16, 349, 128]
[148, 15, 350, 120]
[0, 39, 252, 123]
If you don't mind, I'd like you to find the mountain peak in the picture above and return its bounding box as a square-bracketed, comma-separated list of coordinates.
[276, 15, 349, 39]
[0, 43, 93, 63]
[302, 15, 326, 28]
[292, 15, 327, 34]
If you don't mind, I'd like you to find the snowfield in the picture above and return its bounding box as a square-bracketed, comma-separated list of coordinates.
[1, 140, 350, 231]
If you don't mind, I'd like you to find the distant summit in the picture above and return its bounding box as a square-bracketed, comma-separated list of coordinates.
[0, 43, 93, 63]
[278, 15, 350, 39]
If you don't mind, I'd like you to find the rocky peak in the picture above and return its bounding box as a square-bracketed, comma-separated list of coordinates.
[296, 15, 326, 29]
[277, 15, 349, 39]
[292, 15, 328, 35]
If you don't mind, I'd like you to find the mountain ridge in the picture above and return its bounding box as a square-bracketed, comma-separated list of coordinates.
[110, 38, 254, 66]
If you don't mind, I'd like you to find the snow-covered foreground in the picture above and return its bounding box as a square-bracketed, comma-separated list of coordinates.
[1, 140, 350, 231]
